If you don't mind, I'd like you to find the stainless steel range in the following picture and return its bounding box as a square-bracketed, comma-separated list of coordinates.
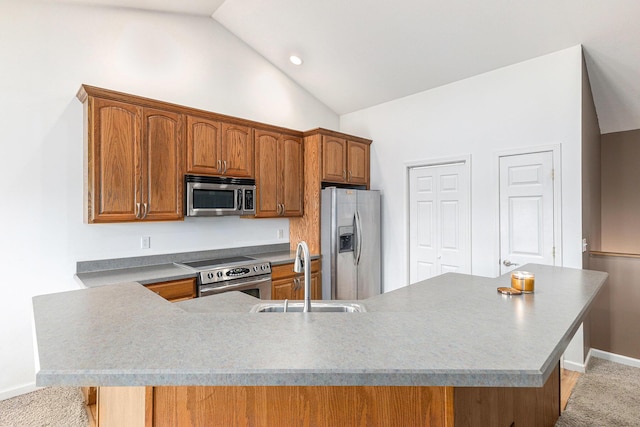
[181, 256, 272, 299]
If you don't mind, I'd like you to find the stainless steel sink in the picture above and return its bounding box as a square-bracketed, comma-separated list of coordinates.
[250, 302, 366, 313]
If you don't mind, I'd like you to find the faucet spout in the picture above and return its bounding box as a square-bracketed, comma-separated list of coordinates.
[294, 241, 312, 312]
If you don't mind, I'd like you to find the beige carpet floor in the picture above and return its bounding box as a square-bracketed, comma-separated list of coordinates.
[556, 357, 640, 426]
[0, 387, 88, 427]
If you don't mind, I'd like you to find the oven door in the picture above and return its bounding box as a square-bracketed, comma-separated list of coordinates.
[199, 275, 272, 299]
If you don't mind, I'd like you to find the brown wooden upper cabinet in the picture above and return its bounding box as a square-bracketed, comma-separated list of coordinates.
[84, 96, 184, 223]
[321, 136, 370, 186]
[254, 130, 303, 217]
[186, 116, 254, 178]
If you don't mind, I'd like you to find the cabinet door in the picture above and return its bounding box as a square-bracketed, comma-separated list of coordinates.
[321, 136, 347, 183]
[254, 130, 280, 217]
[311, 272, 321, 299]
[222, 123, 254, 177]
[280, 135, 304, 217]
[272, 277, 296, 300]
[145, 278, 196, 302]
[89, 98, 142, 223]
[292, 272, 321, 300]
[143, 109, 184, 221]
[186, 115, 222, 175]
[347, 140, 369, 185]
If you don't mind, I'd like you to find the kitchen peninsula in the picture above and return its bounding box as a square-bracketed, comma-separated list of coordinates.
[33, 264, 606, 426]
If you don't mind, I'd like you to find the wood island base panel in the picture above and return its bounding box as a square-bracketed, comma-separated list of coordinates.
[98, 366, 558, 427]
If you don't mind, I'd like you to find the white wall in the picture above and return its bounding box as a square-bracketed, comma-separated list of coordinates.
[0, 1, 338, 399]
[340, 46, 584, 291]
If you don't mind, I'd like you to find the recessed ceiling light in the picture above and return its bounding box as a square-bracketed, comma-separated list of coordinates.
[289, 55, 303, 66]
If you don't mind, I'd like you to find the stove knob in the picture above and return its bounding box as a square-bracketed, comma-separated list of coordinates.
[262, 264, 269, 271]
[217, 271, 224, 278]
[207, 272, 214, 280]
[253, 266, 259, 272]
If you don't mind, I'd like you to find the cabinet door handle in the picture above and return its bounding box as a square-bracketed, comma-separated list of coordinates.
[343, 170, 347, 180]
[280, 203, 285, 216]
[135, 203, 141, 219]
[223, 160, 228, 174]
[217, 160, 222, 173]
[348, 170, 352, 181]
[141, 203, 148, 219]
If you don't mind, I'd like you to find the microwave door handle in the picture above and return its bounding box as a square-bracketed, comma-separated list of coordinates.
[238, 189, 243, 211]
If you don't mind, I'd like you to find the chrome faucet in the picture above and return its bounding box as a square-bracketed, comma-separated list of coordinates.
[293, 241, 311, 312]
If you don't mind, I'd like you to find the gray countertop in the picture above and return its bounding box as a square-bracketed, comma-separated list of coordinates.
[75, 250, 318, 288]
[33, 264, 607, 388]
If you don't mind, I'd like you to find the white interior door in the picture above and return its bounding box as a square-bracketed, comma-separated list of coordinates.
[409, 162, 470, 284]
[499, 151, 555, 274]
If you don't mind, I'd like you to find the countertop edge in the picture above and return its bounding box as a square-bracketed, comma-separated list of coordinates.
[36, 369, 547, 388]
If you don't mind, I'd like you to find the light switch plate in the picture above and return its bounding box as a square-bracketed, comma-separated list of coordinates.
[141, 236, 151, 249]
[582, 238, 588, 253]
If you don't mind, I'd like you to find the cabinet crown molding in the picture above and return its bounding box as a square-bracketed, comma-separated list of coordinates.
[303, 128, 372, 144]
[77, 84, 303, 137]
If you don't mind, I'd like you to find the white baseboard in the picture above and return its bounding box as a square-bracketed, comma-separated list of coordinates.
[591, 349, 640, 369]
[563, 358, 587, 373]
[562, 348, 594, 373]
[0, 383, 40, 401]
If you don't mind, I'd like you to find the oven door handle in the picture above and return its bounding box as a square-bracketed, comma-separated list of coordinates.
[200, 276, 271, 294]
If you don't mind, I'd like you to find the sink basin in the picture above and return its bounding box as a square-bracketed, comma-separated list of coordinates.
[250, 302, 366, 313]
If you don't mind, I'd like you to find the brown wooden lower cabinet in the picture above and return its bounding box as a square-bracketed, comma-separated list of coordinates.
[95, 365, 559, 427]
[144, 278, 196, 302]
[271, 259, 321, 300]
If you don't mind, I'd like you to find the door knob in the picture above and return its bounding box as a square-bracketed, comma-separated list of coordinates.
[503, 260, 519, 267]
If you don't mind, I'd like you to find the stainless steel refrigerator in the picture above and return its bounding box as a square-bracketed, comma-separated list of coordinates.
[321, 187, 381, 300]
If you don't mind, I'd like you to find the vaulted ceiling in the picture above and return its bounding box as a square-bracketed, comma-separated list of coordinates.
[44, 0, 640, 134]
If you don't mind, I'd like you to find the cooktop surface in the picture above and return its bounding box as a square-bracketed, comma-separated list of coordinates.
[182, 256, 256, 270]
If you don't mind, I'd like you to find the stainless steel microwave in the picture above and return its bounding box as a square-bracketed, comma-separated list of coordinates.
[185, 175, 256, 217]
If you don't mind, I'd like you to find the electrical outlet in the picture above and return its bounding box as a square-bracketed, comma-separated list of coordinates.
[277, 229, 284, 239]
[141, 236, 151, 249]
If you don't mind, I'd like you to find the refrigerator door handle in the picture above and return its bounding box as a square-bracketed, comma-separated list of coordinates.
[352, 213, 358, 265]
[355, 210, 363, 266]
